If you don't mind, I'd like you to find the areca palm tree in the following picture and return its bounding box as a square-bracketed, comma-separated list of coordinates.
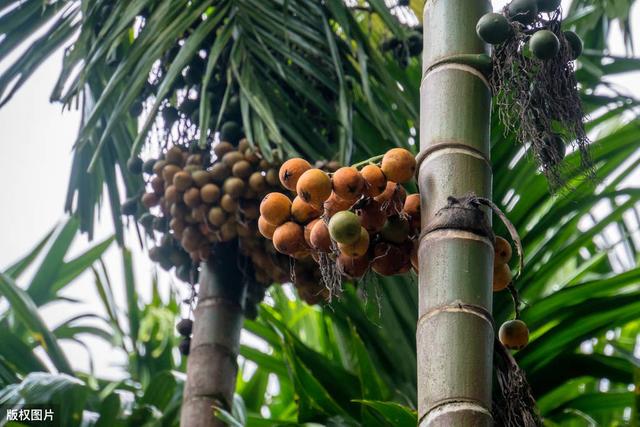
[1, 2, 417, 425]
[2, 0, 640, 426]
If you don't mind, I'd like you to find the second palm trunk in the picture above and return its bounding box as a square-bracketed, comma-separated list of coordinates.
[417, 0, 494, 425]
[181, 243, 247, 427]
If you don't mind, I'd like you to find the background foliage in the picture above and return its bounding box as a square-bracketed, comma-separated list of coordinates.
[1, 0, 640, 426]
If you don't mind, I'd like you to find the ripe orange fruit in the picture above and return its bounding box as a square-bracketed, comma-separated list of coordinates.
[248, 172, 267, 193]
[279, 158, 312, 191]
[309, 220, 332, 252]
[214, 141, 235, 158]
[183, 187, 201, 208]
[152, 160, 167, 175]
[375, 181, 407, 215]
[170, 217, 186, 236]
[207, 207, 226, 227]
[493, 263, 512, 291]
[166, 146, 184, 165]
[498, 320, 529, 350]
[232, 160, 253, 179]
[494, 236, 512, 265]
[150, 176, 164, 194]
[244, 148, 260, 164]
[164, 185, 179, 205]
[173, 171, 193, 191]
[265, 169, 279, 186]
[337, 254, 369, 279]
[141, 192, 159, 208]
[220, 194, 238, 213]
[162, 164, 181, 184]
[381, 148, 416, 183]
[223, 177, 245, 198]
[357, 199, 387, 233]
[291, 196, 321, 224]
[259, 192, 292, 226]
[296, 169, 332, 207]
[273, 221, 307, 256]
[403, 193, 421, 230]
[237, 138, 249, 152]
[181, 226, 204, 252]
[186, 154, 202, 166]
[361, 164, 387, 197]
[332, 167, 364, 202]
[324, 192, 353, 218]
[200, 183, 221, 204]
[191, 170, 211, 188]
[258, 216, 276, 240]
[210, 163, 230, 184]
[304, 218, 320, 246]
[338, 227, 370, 257]
[222, 151, 244, 168]
[371, 242, 410, 276]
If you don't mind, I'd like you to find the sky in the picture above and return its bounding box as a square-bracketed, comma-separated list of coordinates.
[0, 48, 159, 376]
[0, 1, 639, 379]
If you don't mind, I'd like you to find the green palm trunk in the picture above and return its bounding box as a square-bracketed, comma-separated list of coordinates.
[181, 245, 247, 427]
[417, 0, 494, 425]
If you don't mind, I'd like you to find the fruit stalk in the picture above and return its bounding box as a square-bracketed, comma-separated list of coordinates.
[350, 154, 384, 169]
[180, 243, 247, 427]
[418, 0, 494, 426]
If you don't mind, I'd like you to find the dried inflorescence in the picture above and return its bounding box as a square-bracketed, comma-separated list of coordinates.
[493, 339, 542, 426]
[486, 4, 592, 188]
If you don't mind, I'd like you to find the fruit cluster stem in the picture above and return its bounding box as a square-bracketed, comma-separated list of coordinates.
[350, 154, 384, 169]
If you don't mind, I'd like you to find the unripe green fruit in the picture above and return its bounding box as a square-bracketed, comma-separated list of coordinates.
[179, 337, 191, 356]
[507, 0, 538, 24]
[152, 216, 168, 231]
[142, 158, 157, 175]
[381, 216, 410, 244]
[563, 31, 583, 59]
[530, 30, 560, 60]
[176, 264, 193, 283]
[127, 157, 143, 174]
[176, 319, 193, 336]
[159, 256, 173, 271]
[138, 213, 155, 229]
[476, 13, 513, 45]
[220, 121, 242, 145]
[328, 210, 361, 244]
[121, 197, 139, 216]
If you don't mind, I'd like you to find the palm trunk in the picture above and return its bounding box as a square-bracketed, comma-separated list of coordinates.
[417, 0, 494, 426]
[181, 243, 247, 427]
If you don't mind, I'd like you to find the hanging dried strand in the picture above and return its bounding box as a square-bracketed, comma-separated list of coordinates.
[491, 8, 593, 188]
[493, 338, 542, 427]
